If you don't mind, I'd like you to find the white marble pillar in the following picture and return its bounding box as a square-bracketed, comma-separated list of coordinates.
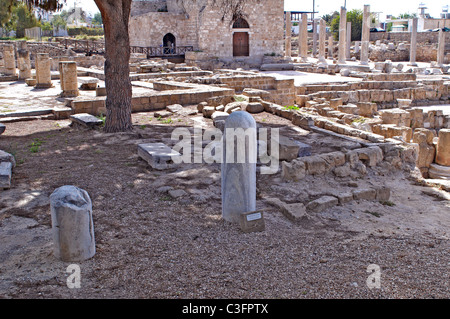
[360, 5, 371, 65]
[222, 111, 257, 223]
[299, 13, 308, 62]
[346, 22, 352, 60]
[338, 6, 347, 64]
[285, 11, 292, 58]
[409, 18, 418, 66]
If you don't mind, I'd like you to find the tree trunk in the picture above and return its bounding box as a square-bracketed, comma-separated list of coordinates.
[95, 0, 133, 132]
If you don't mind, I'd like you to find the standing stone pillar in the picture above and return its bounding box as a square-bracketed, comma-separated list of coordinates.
[59, 61, 79, 97]
[318, 19, 327, 66]
[221, 111, 257, 223]
[50, 185, 96, 262]
[338, 6, 347, 64]
[409, 18, 418, 66]
[328, 36, 334, 59]
[436, 129, 450, 166]
[360, 5, 371, 65]
[35, 53, 53, 88]
[17, 41, 31, 80]
[285, 11, 292, 58]
[346, 22, 352, 60]
[437, 28, 446, 66]
[354, 41, 360, 54]
[299, 13, 308, 62]
[312, 19, 318, 57]
[2, 44, 16, 76]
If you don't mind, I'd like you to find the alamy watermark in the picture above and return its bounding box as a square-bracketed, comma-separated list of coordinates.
[366, 264, 381, 289]
[170, 126, 280, 174]
[66, 264, 81, 289]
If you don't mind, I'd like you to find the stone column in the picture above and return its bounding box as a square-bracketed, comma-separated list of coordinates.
[436, 129, 450, 166]
[360, 5, 370, 65]
[354, 41, 360, 54]
[222, 111, 257, 223]
[285, 11, 292, 58]
[299, 13, 308, 62]
[409, 18, 418, 66]
[17, 41, 31, 80]
[2, 44, 16, 76]
[318, 18, 327, 65]
[50, 185, 96, 262]
[437, 28, 446, 66]
[59, 61, 79, 97]
[312, 19, 318, 57]
[338, 6, 347, 64]
[35, 53, 53, 88]
[346, 21, 352, 60]
[328, 36, 334, 59]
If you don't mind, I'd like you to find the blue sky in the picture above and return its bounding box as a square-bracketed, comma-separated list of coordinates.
[75, 0, 450, 20]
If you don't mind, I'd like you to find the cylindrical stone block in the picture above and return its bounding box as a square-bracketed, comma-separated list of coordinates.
[328, 36, 334, 59]
[35, 53, 53, 88]
[2, 44, 16, 76]
[59, 61, 79, 97]
[299, 13, 308, 61]
[338, 6, 347, 64]
[409, 18, 418, 66]
[360, 5, 370, 65]
[346, 21, 352, 60]
[437, 29, 446, 66]
[50, 185, 95, 262]
[318, 18, 326, 63]
[17, 41, 31, 80]
[222, 111, 257, 223]
[285, 11, 292, 57]
[436, 129, 450, 166]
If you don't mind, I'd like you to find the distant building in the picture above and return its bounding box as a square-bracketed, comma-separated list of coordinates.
[128, 0, 284, 62]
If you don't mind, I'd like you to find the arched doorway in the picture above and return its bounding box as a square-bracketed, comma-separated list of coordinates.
[232, 18, 249, 57]
[163, 33, 175, 54]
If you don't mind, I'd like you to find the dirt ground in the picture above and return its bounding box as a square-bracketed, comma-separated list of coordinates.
[0, 109, 449, 299]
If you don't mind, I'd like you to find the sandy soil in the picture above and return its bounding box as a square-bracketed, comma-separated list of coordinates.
[0, 109, 449, 299]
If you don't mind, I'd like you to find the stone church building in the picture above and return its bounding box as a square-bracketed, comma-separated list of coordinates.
[129, 0, 284, 65]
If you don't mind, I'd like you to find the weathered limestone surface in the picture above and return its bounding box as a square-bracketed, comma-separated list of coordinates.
[436, 129, 450, 166]
[35, 53, 53, 88]
[17, 41, 31, 80]
[138, 142, 181, 170]
[50, 185, 96, 262]
[299, 13, 308, 61]
[360, 5, 370, 65]
[222, 111, 257, 223]
[59, 61, 79, 97]
[285, 11, 291, 57]
[409, 18, 418, 66]
[0, 162, 12, 189]
[338, 7, 347, 64]
[2, 44, 16, 76]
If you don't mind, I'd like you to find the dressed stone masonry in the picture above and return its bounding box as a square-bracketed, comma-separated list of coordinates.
[138, 142, 181, 170]
[50, 185, 96, 262]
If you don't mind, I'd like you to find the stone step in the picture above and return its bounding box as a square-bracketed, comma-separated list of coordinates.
[138, 142, 181, 170]
[0, 108, 54, 118]
[0, 114, 55, 123]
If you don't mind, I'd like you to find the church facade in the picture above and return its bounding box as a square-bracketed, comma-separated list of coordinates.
[128, 0, 284, 63]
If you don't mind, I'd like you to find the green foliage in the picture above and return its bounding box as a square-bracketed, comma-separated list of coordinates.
[3, 2, 40, 38]
[283, 105, 300, 111]
[92, 12, 102, 25]
[29, 138, 43, 153]
[397, 13, 417, 19]
[41, 21, 52, 31]
[330, 9, 363, 42]
[67, 26, 104, 36]
[322, 11, 339, 26]
[51, 13, 66, 30]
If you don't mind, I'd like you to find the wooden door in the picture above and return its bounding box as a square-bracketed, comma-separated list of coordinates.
[233, 32, 249, 56]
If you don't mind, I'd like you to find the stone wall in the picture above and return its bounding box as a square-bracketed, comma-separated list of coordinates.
[370, 31, 450, 44]
[131, 0, 168, 16]
[129, 0, 284, 59]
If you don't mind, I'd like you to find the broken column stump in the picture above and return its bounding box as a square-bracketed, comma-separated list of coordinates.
[138, 142, 181, 170]
[50, 185, 96, 262]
